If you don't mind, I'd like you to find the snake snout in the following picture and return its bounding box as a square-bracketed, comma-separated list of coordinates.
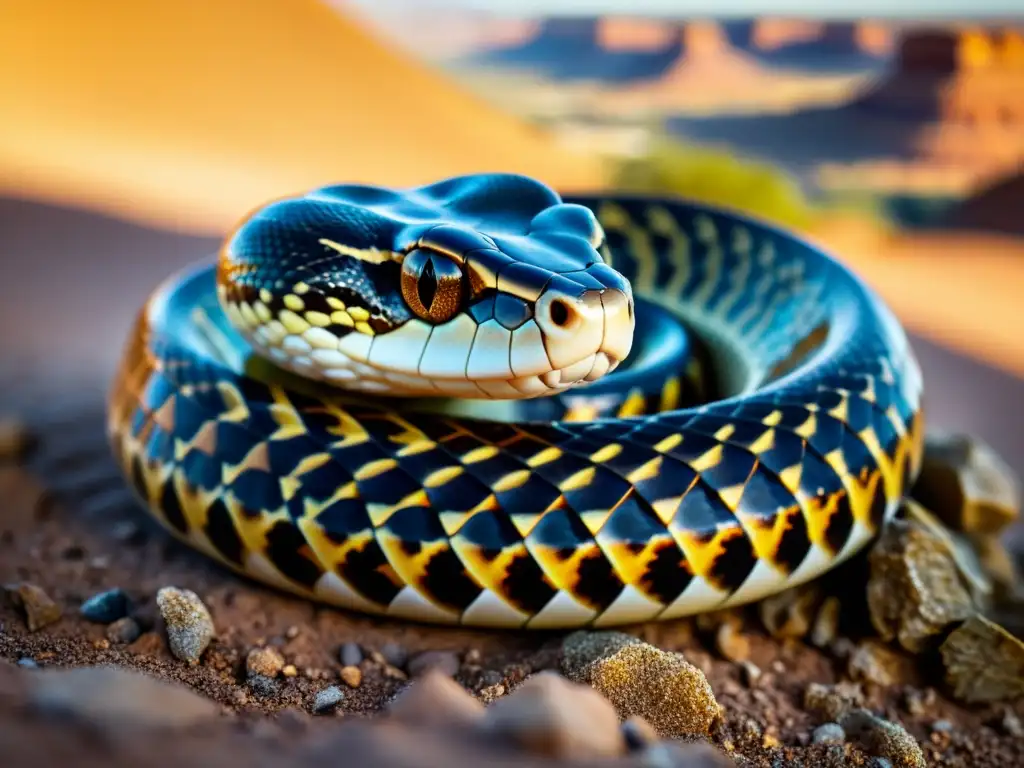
[536, 286, 634, 378]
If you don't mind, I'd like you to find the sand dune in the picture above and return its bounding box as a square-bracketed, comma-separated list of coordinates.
[808, 221, 1024, 379]
[0, 0, 603, 235]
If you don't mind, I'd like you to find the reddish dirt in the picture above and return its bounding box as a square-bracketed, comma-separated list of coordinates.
[1, 405, 1023, 767]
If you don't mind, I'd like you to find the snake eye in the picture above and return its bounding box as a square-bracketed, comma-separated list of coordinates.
[401, 249, 464, 324]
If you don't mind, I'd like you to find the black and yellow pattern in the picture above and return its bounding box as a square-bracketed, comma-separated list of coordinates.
[107, 176, 925, 628]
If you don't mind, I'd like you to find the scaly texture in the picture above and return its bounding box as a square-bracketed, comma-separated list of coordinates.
[106, 174, 925, 629]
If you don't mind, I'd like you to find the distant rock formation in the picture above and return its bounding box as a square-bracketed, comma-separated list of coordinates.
[597, 17, 679, 52]
[480, 15, 681, 82]
[858, 27, 1024, 123]
[727, 19, 894, 63]
[943, 172, 1024, 236]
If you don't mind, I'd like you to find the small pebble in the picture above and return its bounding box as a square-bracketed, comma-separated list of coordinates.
[407, 649, 460, 678]
[282, 664, 298, 678]
[848, 641, 906, 686]
[931, 719, 953, 733]
[156, 586, 215, 665]
[1000, 709, 1024, 737]
[246, 646, 285, 679]
[106, 616, 141, 644]
[637, 742, 733, 768]
[339, 641, 363, 667]
[339, 665, 362, 688]
[284, 625, 299, 639]
[312, 685, 344, 714]
[0, 418, 32, 461]
[804, 682, 865, 722]
[479, 683, 506, 703]
[584, 642, 721, 738]
[483, 671, 624, 758]
[17, 657, 38, 669]
[6, 582, 62, 631]
[810, 596, 841, 648]
[739, 661, 762, 687]
[714, 621, 750, 663]
[869, 759, 894, 768]
[812, 723, 846, 744]
[380, 642, 408, 669]
[80, 588, 131, 624]
[248, 674, 279, 697]
[839, 708, 926, 768]
[389, 670, 485, 726]
[622, 716, 660, 750]
[561, 630, 641, 681]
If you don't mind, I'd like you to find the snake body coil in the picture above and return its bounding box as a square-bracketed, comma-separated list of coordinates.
[108, 174, 924, 628]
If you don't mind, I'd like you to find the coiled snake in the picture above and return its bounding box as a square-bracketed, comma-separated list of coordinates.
[107, 173, 925, 628]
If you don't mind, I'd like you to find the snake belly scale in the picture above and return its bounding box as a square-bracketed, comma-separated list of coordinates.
[107, 173, 925, 629]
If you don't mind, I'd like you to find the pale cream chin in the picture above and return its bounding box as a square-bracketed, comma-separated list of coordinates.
[237, 310, 632, 401]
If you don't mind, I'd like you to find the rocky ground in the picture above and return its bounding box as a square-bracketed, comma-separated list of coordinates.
[2, 406, 1023, 767]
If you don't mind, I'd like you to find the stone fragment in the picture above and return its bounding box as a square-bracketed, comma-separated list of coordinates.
[584, 643, 721, 738]
[246, 645, 285, 678]
[561, 630, 641, 682]
[156, 586, 214, 664]
[758, 584, 822, 639]
[912, 432, 1019, 535]
[804, 682, 865, 722]
[80, 588, 131, 624]
[839, 709, 926, 768]
[866, 517, 974, 653]
[848, 641, 909, 686]
[483, 671, 624, 758]
[6, 582, 61, 631]
[407, 649, 460, 679]
[311, 685, 344, 714]
[28, 665, 219, 728]
[939, 615, 1024, 703]
[388, 669, 484, 727]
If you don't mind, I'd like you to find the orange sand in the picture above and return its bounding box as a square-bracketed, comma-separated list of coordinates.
[0, 0, 604, 234]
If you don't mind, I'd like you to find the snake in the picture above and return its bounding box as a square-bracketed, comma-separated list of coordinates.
[107, 173, 925, 629]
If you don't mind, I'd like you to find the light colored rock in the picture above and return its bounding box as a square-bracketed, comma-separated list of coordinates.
[839, 708, 926, 768]
[939, 615, 1024, 703]
[912, 432, 1019, 536]
[483, 671, 624, 758]
[6, 582, 61, 632]
[585, 643, 721, 738]
[388, 669, 485, 727]
[28, 665, 220, 728]
[866, 517, 974, 653]
[156, 586, 215, 664]
[561, 630, 641, 682]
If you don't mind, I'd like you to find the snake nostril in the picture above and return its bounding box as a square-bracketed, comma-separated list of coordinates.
[549, 299, 571, 328]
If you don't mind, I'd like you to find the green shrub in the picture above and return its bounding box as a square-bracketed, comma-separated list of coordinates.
[610, 137, 817, 230]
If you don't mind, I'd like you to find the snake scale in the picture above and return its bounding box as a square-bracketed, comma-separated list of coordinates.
[107, 173, 925, 629]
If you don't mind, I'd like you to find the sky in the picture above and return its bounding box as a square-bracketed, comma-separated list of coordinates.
[346, 0, 1021, 18]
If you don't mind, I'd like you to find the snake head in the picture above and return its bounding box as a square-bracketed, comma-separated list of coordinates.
[217, 173, 635, 399]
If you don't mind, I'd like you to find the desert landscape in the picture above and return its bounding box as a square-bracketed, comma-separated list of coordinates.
[2, 2, 1024, 768]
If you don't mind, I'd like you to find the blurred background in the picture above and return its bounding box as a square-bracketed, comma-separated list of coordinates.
[0, 0, 1022, 473]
